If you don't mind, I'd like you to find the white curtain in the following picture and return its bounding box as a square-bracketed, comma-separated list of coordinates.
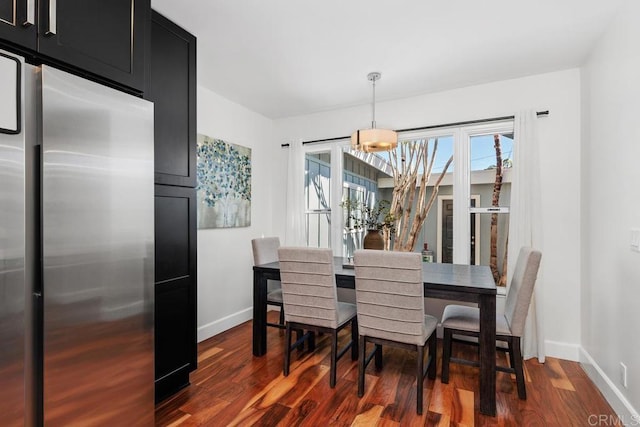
[285, 140, 306, 246]
[508, 110, 545, 362]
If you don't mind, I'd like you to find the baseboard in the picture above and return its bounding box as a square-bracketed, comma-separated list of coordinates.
[197, 307, 253, 342]
[580, 347, 639, 425]
[544, 340, 580, 361]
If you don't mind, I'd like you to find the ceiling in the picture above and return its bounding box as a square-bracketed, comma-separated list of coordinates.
[151, 0, 625, 119]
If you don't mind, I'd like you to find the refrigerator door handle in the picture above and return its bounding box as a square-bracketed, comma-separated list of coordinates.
[24, 0, 35, 26]
[46, 0, 57, 35]
[34, 143, 42, 296]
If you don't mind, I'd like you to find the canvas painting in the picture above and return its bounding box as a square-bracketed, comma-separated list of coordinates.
[197, 134, 251, 229]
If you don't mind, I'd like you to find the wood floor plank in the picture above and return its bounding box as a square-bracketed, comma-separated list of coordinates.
[275, 399, 318, 427]
[350, 404, 384, 426]
[559, 359, 622, 420]
[165, 412, 191, 427]
[178, 400, 230, 426]
[425, 411, 450, 427]
[155, 314, 619, 426]
[376, 419, 401, 427]
[196, 346, 223, 364]
[295, 378, 356, 426]
[546, 357, 576, 391]
[428, 375, 454, 415]
[365, 347, 407, 408]
[513, 358, 566, 426]
[451, 387, 475, 427]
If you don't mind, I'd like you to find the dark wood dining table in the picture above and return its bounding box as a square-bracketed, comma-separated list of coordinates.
[253, 257, 497, 416]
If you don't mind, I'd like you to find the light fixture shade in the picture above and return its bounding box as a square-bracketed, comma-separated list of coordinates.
[351, 128, 398, 153]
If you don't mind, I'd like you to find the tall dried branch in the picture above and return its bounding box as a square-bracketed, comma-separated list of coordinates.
[386, 138, 453, 252]
[499, 233, 509, 287]
[490, 134, 504, 284]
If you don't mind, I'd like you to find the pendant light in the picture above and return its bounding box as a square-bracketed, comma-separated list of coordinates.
[351, 72, 398, 153]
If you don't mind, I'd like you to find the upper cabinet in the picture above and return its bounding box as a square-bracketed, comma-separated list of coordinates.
[0, 0, 37, 50]
[0, 0, 148, 92]
[146, 11, 196, 187]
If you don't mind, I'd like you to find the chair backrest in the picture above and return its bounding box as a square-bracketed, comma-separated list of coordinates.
[278, 247, 339, 329]
[252, 237, 280, 265]
[354, 249, 425, 345]
[504, 247, 542, 337]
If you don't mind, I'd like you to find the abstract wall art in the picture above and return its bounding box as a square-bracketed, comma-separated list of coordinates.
[196, 134, 251, 229]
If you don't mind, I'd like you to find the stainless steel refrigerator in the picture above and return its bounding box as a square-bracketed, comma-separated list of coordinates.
[0, 49, 154, 425]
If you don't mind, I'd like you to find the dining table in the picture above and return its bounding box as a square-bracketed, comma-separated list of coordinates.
[252, 257, 497, 416]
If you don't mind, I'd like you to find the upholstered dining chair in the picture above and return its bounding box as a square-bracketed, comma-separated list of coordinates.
[354, 249, 437, 415]
[278, 247, 358, 388]
[441, 246, 542, 399]
[252, 237, 286, 329]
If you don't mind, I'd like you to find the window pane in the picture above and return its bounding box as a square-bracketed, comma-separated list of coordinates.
[470, 132, 513, 284]
[305, 152, 331, 248]
[306, 212, 331, 248]
[470, 133, 513, 208]
[378, 135, 454, 174]
[392, 136, 455, 263]
[342, 185, 366, 258]
[341, 151, 384, 258]
[433, 198, 476, 264]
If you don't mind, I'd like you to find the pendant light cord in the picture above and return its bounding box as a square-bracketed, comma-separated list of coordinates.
[371, 76, 377, 129]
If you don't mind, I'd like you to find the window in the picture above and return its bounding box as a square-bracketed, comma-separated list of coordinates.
[298, 120, 514, 285]
[302, 142, 389, 255]
[379, 121, 514, 283]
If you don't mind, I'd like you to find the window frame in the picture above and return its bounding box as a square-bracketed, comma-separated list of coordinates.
[301, 140, 349, 254]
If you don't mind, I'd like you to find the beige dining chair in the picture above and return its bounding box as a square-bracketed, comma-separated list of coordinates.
[251, 237, 286, 329]
[278, 247, 358, 388]
[441, 246, 542, 399]
[354, 249, 437, 415]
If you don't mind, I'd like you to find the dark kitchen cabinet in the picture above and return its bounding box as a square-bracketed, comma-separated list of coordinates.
[146, 11, 197, 187]
[149, 11, 198, 403]
[0, 0, 37, 50]
[154, 184, 197, 403]
[0, 0, 148, 92]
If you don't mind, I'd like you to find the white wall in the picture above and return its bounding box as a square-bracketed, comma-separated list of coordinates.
[580, 0, 640, 417]
[196, 86, 284, 341]
[275, 70, 583, 360]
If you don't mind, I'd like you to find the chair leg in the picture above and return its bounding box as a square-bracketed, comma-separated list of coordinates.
[442, 328, 453, 384]
[283, 323, 292, 376]
[374, 344, 383, 370]
[308, 331, 316, 352]
[295, 328, 304, 352]
[358, 335, 366, 397]
[279, 306, 285, 325]
[416, 345, 424, 415]
[511, 336, 527, 399]
[330, 329, 338, 388]
[351, 318, 359, 361]
[428, 331, 437, 380]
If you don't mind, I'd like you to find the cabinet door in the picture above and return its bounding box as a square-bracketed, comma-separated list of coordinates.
[37, 0, 148, 92]
[0, 0, 37, 49]
[154, 185, 197, 402]
[146, 11, 196, 187]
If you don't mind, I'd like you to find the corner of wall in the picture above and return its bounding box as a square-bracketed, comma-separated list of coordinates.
[545, 341, 581, 362]
[197, 307, 253, 342]
[579, 63, 591, 349]
[580, 347, 640, 424]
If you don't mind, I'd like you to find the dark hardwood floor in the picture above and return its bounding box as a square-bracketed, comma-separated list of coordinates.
[155, 311, 618, 426]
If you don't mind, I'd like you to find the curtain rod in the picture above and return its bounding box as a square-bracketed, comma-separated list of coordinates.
[280, 110, 549, 147]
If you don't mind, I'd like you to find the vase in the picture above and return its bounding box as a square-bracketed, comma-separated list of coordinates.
[363, 229, 384, 250]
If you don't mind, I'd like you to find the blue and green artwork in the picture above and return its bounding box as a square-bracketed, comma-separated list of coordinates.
[196, 134, 251, 228]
